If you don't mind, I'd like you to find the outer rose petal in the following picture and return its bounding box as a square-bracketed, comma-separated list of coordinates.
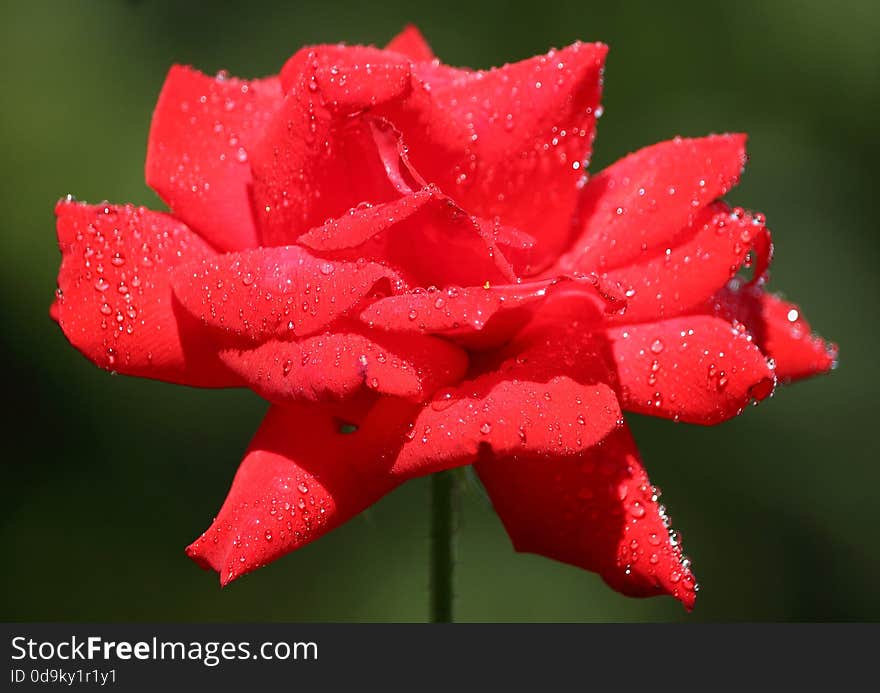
[218, 327, 468, 403]
[476, 424, 697, 609]
[706, 282, 837, 382]
[171, 245, 401, 342]
[382, 42, 607, 273]
[605, 316, 775, 424]
[53, 200, 237, 386]
[386, 25, 436, 62]
[251, 46, 413, 246]
[187, 402, 408, 585]
[145, 67, 283, 252]
[390, 375, 622, 478]
[602, 204, 768, 323]
[298, 185, 516, 287]
[557, 134, 747, 273]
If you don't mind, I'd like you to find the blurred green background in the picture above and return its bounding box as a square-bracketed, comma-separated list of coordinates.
[2, 0, 877, 622]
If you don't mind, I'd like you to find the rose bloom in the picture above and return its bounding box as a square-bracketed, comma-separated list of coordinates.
[51, 26, 835, 608]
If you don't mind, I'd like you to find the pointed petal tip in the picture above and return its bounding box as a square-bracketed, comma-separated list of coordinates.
[386, 24, 436, 62]
[709, 284, 836, 383]
[185, 533, 248, 587]
[185, 535, 219, 572]
[573, 40, 609, 61]
[54, 194, 81, 216]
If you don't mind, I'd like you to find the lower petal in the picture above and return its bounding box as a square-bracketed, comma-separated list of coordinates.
[218, 327, 468, 403]
[186, 402, 406, 585]
[605, 315, 776, 424]
[390, 373, 622, 478]
[476, 423, 697, 609]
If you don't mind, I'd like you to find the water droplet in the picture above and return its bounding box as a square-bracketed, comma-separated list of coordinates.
[431, 389, 456, 412]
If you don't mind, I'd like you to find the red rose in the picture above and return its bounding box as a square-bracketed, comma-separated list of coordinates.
[51, 26, 835, 609]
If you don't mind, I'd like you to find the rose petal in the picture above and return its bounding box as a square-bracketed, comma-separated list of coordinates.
[251, 46, 413, 246]
[360, 275, 616, 348]
[603, 203, 768, 323]
[278, 45, 413, 106]
[171, 245, 401, 342]
[299, 185, 516, 287]
[219, 327, 468, 403]
[605, 315, 775, 424]
[390, 373, 622, 478]
[296, 187, 433, 252]
[186, 402, 408, 585]
[558, 134, 747, 273]
[145, 66, 282, 251]
[382, 42, 607, 273]
[53, 200, 237, 386]
[476, 424, 698, 609]
[706, 282, 837, 382]
[386, 25, 436, 62]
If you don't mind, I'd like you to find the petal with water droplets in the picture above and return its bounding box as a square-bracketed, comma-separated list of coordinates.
[299, 185, 516, 287]
[476, 424, 698, 609]
[296, 187, 434, 252]
[602, 203, 768, 323]
[558, 134, 747, 273]
[390, 372, 622, 478]
[145, 67, 283, 252]
[381, 42, 607, 273]
[53, 200, 237, 386]
[186, 402, 408, 585]
[360, 275, 615, 348]
[251, 46, 413, 246]
[706, 283, 837, 382]
[171, 246, 401, 342]
[605, 315, 775, 424]
[218, 327, 467, 403]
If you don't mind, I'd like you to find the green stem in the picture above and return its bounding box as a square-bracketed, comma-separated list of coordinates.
[430, 470, 456, 623]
